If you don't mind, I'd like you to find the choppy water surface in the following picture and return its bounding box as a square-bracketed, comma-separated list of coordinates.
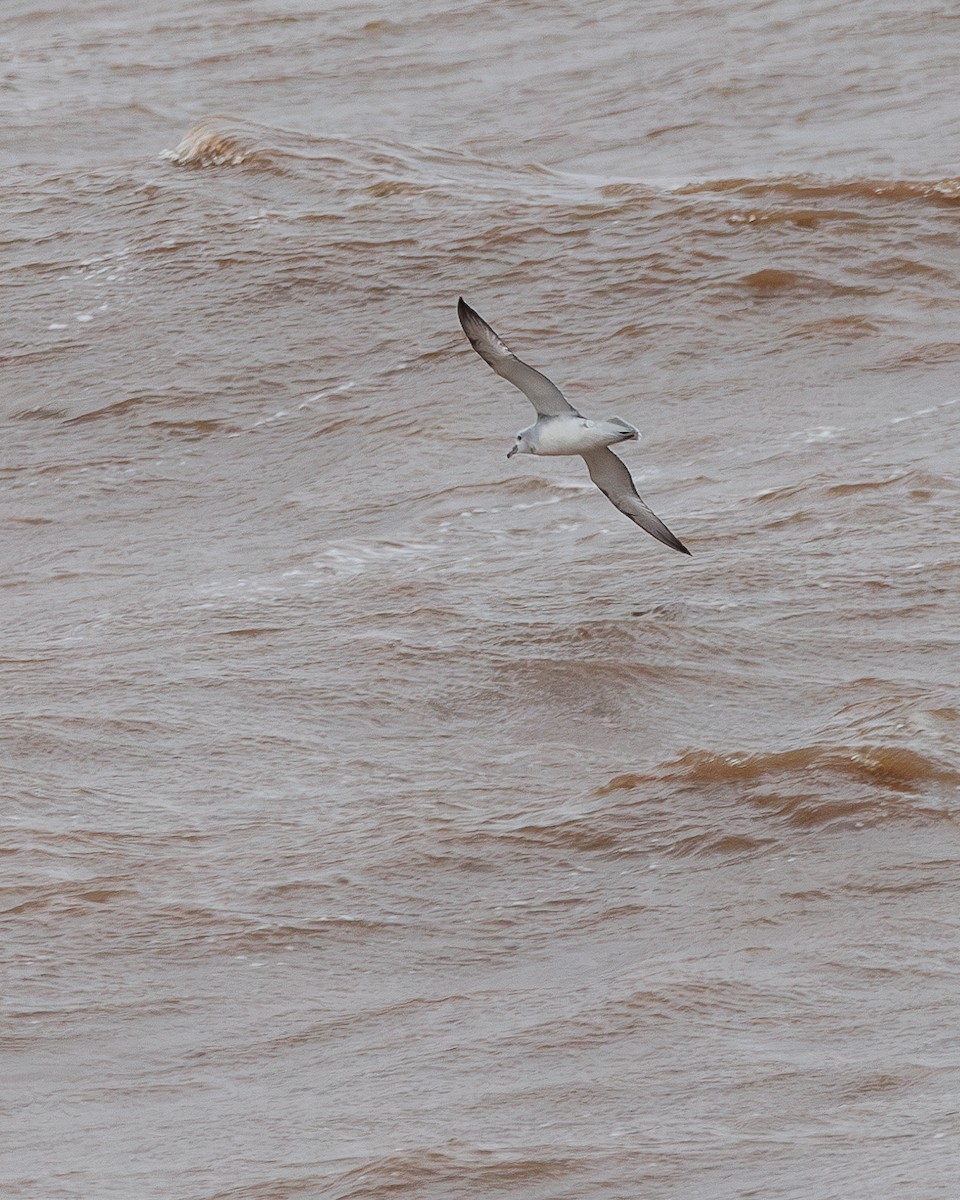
[4, 2, 960, 1197]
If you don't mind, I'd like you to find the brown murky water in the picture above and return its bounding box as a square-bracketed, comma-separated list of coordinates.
[4, 2, 960, 1197]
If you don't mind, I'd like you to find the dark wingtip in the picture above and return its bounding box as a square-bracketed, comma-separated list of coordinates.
[457, 296, 482, 341]
[658, 529, 692, 555]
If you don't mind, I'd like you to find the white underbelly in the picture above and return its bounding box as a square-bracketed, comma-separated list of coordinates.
[534, 419, 622, 456]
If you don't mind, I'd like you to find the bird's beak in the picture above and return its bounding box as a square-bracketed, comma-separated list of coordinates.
[507, 445, 518, 459]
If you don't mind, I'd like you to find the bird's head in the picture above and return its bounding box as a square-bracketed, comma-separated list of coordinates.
[507, 431, 531, 459]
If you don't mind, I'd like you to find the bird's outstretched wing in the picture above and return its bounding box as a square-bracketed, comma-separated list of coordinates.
[582, 448, 691, 554]
[457, 297, 579, 418]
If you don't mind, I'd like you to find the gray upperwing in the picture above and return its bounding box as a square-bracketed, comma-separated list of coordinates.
[457, 297, 579, 417]
[582, 448, 691, 555]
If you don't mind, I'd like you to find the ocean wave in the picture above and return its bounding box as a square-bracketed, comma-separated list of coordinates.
[754, 468, 959, 504]
[161, 118, 282, 171]
[326, 1147, 581, 1200]
[659, 745, 959, 828]
[730, 267, 877, 298]
[679, 175, 960, 208]
[160, 116, 560, 197]
[586, 741, 959, 837]
[670, 745, 958, 790]
[159, 121, 960, 265]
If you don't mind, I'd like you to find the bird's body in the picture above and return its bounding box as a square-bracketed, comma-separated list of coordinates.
[516, 414, 639, 457]
[456, 297, 691, 555]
